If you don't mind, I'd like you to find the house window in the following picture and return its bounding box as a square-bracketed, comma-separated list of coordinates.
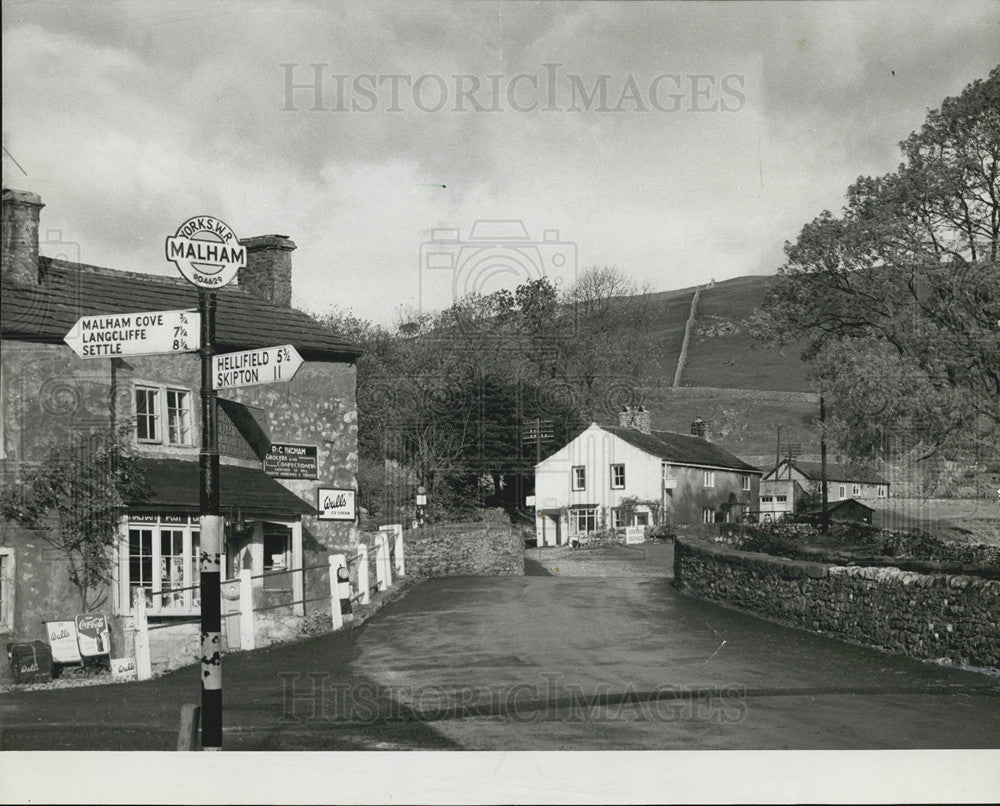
[135, 387, 160, 442]
[839, 485, 846, 500]
[0, 549, 14, 632]
[852, 483, 861, 496]
[702, 507, 716, 524]
[124, 517, 201, 614]
[166, 389, 192, 445]
[775, 495, 787, 503]
[741, 475, 751, 492]
[569, 507, 597, 534]
[635, 511, 649, 526]
[611, 508, 624, 529]
[572, 466, 586, 491]
[878, 485, 887, 498]
[264, 529, 291, 571]
[610, 464, 626, 490]
[703, 471, 715, 488]
[760, 495, 773, 503]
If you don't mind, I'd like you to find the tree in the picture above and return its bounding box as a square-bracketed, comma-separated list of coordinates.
[0, 426, 149, 611]
[763, 66, 1000, 464]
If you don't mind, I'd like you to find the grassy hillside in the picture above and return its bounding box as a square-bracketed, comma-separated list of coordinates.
[681, 276, 813, 392]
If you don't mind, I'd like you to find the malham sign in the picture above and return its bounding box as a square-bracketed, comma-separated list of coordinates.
[165, 215, 246, 289]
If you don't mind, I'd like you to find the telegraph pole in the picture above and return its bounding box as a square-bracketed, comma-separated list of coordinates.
[198, 290, 223, 749]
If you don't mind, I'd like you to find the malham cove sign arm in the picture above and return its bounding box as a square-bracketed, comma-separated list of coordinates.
[64, 309, 199, 358]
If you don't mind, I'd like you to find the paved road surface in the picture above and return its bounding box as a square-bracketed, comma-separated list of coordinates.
[3, 545, 997, 750]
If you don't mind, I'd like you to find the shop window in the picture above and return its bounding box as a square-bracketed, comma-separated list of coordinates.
[610, 464, 626, 490]
[135, 387, 160, 442]
[124, 517, 200, 614]
[570, 507, 597, 534]
[635, 511, 649, 526]
[166, 389, 192, 445]
[572, 466, 586, 491]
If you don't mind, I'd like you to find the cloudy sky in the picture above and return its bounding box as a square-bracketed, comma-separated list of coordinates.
[3, 1, 998, 324]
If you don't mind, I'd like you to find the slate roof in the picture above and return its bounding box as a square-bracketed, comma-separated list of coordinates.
[782, 460, 888, 485]
[601, 425, 761, 473]
[130, 458, 317, 518]
[1, 258, 361, 361]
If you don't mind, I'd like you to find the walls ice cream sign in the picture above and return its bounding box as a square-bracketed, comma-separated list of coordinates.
[166, 216, 246, 289]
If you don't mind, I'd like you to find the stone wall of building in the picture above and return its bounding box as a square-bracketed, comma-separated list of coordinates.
[673, 536, 1000, 669]
[403, 523, 525, 577]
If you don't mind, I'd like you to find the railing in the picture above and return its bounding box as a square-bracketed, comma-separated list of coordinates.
[129, 525, 407, 680]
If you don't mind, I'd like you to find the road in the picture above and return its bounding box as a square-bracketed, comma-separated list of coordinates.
[3, 543, 998, 750]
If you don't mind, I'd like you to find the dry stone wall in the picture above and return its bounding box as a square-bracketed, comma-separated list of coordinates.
[674, 537, 1000, 669]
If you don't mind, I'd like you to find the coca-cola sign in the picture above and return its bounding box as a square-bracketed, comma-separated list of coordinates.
[75, 612, 110, 657]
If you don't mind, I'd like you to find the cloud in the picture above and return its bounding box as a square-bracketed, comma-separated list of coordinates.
[2, 2, 997, 324]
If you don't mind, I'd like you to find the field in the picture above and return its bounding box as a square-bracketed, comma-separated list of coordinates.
[870, 498, 1000, 543]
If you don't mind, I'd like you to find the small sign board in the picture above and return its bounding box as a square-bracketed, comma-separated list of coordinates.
[625, 525, 645, 545]
[75, 613, 110, 657]
[525, 495, 536, 507]
[111, 657, 138, 681]
[63, 309, 199, 359]
[415, 493, 427, 506]
[166, 216, 246, 289]
[317, 488, 356, 521]
[46, 620, 82, 664]
[213, 344, 303, 390]
[264, 443, 318, 479]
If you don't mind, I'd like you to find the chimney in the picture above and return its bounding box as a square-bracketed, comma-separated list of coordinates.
[618, 405, 651, 434]
[238, 234, 295, 306]
[690, 418, 708, 440]
[1, 188, 45, 286]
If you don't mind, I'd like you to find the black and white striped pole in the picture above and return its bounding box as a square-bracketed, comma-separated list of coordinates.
[166, 216, 247, 751]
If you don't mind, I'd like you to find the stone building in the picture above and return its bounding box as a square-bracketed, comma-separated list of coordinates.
[0, 188, 360, 651]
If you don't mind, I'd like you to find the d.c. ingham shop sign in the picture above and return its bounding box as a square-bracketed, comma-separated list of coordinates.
[165, 215, 246, 289]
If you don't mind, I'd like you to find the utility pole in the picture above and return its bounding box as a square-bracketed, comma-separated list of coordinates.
[775, 424, 781, 478]
[199, 290, 223, 749]
[820, 393, 829, 533]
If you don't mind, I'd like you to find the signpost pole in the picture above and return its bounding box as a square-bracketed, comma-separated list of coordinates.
[199, 290, 223, 750]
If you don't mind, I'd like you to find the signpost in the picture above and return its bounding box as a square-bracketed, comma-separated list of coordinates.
[168, 215, 247, 752]
[212, 344, 303, 390]
[63, 309, 199, 358]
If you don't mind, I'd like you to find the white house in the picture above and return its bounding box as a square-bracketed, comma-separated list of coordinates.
[533, 408, 761, 546]
[758, 459, 889, 521]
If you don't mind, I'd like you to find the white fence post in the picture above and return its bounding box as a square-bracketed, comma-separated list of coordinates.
[328, 554, 345, 631]
[375, 534, 391, 591]
[238, 568, 255, 651]
[357, 543, 371, 605]
[133, 589, 152, 682]
[382, 524, 405, 577]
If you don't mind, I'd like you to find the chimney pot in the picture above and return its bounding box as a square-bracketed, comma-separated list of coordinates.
[2, 188, 45, 286]
[618, 405, 651, 434]
[238, 234, 295, 306]
[691, 418, 708, 440]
